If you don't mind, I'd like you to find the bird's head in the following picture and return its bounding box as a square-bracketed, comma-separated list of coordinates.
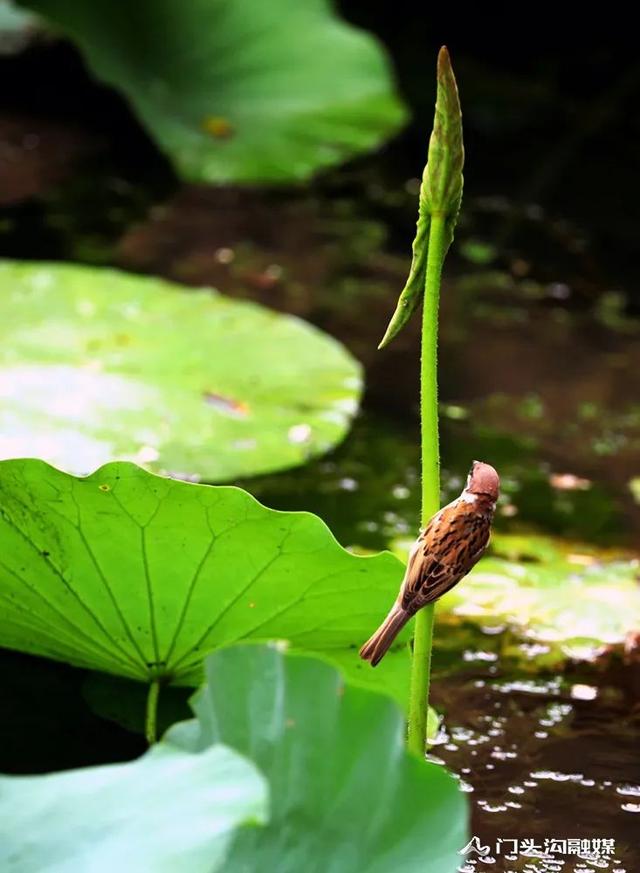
[466, 461, 500, 501]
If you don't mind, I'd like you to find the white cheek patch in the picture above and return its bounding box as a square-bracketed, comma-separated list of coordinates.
[461, 492, 477, 504]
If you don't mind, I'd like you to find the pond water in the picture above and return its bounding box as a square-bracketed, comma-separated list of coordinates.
[1, 39, 639, 873]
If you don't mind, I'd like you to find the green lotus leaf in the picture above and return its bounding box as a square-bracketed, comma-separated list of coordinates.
[0, 0, 35, 42]
[0, 459, 410, 704]
[1, 646, 466, 871]
[83, 647, 418, 737]
[167, 644, 468, 873]
[0, 742, 267, 872]
[0, 261, 361, 481]
[394, 532, 640, 655]
[20, 0, 407, 183]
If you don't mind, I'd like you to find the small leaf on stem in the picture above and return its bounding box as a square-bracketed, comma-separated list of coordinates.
[379, 46, 464, 349]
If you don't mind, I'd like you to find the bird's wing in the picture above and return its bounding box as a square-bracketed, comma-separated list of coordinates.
[400, 503, 490, 612]
[400, 555, 462, 611]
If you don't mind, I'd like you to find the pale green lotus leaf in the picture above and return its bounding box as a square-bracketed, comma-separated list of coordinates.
[167, 644, 468, 873]
[393, 532, 640, 654]
[0, 261, 361, 481]
[0, 742, 267, 872]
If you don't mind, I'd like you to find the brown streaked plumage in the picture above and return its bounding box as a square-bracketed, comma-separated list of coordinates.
[360, 461, 500, 667]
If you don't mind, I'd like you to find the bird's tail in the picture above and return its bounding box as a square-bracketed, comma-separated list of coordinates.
[359, 604, 411, 667]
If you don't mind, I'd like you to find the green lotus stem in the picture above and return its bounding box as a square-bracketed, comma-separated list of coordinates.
[145, 678, 161, 745]
[379, 47, 463, 756]
[406, 214, 446, 757]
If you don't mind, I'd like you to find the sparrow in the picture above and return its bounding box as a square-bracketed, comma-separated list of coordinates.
[360, 460, 500, 667]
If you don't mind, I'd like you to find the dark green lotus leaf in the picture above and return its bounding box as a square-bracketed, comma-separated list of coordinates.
[167, 644, 468, 873]
[0, 742, 267, 872]
[0, 459, 409, 704]
[0, 261, 361, 481]
[20, 0, 407, 183]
